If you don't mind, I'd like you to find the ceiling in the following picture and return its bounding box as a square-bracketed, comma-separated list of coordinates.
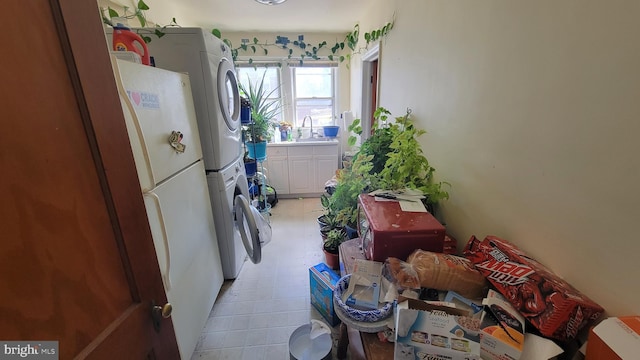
[145, 0, 374, 33]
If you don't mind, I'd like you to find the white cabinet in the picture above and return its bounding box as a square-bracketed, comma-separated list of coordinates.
[266, 142, 339, 196]
[265, 146, 289, 195]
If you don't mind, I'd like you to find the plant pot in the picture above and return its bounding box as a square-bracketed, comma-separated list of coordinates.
[344, 224, 358, 239]
[245, 141, 267, 161]
[323, 248, 340, 270]
[317, 215, 328, 230]
[240, 105, 251, 124]
[244, 160, 257, 177]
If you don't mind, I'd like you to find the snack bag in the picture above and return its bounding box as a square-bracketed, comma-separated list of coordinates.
[464, 235, 604, 341]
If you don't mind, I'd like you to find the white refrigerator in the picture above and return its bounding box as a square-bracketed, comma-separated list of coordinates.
[111, 57, 224, 359]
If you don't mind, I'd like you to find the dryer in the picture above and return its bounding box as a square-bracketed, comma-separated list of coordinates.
[142, 27, 242, 171]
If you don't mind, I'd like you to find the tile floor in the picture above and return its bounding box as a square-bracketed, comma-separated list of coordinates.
[191, 197, 336, 360]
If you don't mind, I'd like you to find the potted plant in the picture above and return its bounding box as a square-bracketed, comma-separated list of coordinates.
[238, 72, 282, 160]
[321, 107, 449, 242]
[323, 228, 346, 270]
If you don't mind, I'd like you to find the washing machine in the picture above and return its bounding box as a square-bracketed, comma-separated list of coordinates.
[207, 156, 263, 278]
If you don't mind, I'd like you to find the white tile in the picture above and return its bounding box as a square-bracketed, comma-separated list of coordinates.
[222, 330, 248, 348]
[264, 344, 288, 360]
[245, 328, 269, 346]
[190, 349, 221, 360]
[203, 316, 231, 332]
[199, 331, 225, 350]
[241, 346, 267, 360]
[218, 347, 244, 360]
[228, 315, 251, 330]
[249, 313, 271, 329]
[266, 326, 293, 344]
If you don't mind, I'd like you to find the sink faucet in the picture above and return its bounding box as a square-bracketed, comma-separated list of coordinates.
[302, 115, 314, 137]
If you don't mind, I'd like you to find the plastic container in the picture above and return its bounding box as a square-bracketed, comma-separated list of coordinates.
[288, 323, 332, 360]
[112, 25, 151, 66]
[323, 126, 340, 138]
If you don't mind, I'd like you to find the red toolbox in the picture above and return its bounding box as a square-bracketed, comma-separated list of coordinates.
[357, 194, 445, 261]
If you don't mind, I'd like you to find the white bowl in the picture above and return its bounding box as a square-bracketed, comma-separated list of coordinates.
[333, 274, 393, 323]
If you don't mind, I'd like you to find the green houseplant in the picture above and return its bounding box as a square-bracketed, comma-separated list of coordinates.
[327, 107, 449, 229]
[238, 72, 282, 160]
[323, 228, 346, 269]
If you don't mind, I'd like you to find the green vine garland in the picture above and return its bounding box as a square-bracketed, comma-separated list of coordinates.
[101, 0, 394, 65]
[214, 21, 393, 66]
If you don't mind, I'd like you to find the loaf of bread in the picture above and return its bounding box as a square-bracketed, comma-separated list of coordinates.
[406, 249, 487, 299]
[385, 257, 421, 289]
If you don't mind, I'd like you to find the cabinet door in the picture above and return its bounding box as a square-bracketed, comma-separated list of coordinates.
[289, 157, 315, 194]
[315, 155, 338, 193]
[267, 156, 290, 194]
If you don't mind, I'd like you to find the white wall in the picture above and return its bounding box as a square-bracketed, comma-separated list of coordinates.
[355, 0, 640, 317]
[223, 31, 351, 127]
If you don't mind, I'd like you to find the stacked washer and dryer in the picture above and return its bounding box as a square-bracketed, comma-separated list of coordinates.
[142, 28, 264, 279]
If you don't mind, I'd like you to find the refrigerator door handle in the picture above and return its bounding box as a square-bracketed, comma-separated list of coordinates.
[144, 191, 172, 291]
[111, 57, 156, 189]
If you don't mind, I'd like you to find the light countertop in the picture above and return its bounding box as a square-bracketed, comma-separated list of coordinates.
[267, 138, 339, 146]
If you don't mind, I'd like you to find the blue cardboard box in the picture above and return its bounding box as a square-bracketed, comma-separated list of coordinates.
[309, 263, 341, 326]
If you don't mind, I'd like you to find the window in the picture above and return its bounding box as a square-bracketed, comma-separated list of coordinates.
[236, 66, 283, 122]
[235, 63, 338, 131]
[292, 67, 335, 128]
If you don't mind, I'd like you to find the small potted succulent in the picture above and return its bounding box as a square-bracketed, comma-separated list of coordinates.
[323, 228, 346, 270]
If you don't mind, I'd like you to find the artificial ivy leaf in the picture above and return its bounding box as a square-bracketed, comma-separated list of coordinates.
[240, 44, 247, 51]
[328, 55, 334, 61]
[339, 55, 345, 62]
[299, 60, 303, 66]
[289, 49, 293, 55]
[108, 7, 119, 18]
[223, 39, 233, 47]
[172, 18, 177, 25]
[135, 10, 146, 27]
[137, 0, 149, 10]
[264, 49, 268, 55]
[364, 33, 371, 41]
[142, 35, 152, 44]
[251, 45, 256, 53]
[305, 51, 312, 57]
[248, 58, 253, 64]
[253, 37, 259, 44]
[293, 40, 299, 46]
[300, 42, 306, 49]
[211, 29, 222, 39]
[340, 43, 345, 50]
[155, 29, 165, 38]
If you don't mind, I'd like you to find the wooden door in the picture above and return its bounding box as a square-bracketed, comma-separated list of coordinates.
[0, 1, 179, 359]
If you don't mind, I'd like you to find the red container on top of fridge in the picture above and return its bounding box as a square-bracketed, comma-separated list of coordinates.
[463, 235, 604, 341]
[357, 194, 445, 262]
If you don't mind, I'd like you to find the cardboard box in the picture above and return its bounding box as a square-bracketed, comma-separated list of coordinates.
[344, 259, 383, 310]
[309, 263, 341, 326]
[585, 316, 640, 360]
[464, 235, 604, 341]
[480, 290, 525, 360]
[394, 298, 481, 360]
